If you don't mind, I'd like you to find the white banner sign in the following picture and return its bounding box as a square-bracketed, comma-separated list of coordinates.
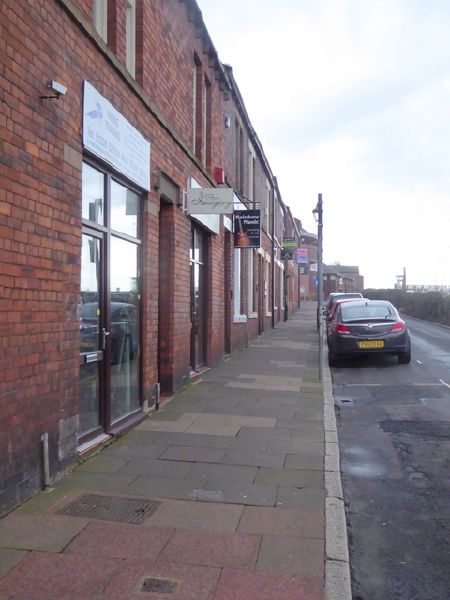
[83, 81, 151, 190]
[186, 188, 234, 214]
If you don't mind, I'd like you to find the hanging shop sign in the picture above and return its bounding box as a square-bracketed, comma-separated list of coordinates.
[186, 188, 234, 214]
[234, 210, 261, 248]
[282, 237, 297, 249]
[83, 81, 151, 190]
[297, 247, 309, 263]
[281, 248, 294, 260]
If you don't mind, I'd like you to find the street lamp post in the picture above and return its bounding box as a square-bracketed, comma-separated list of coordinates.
[313, 194, 323, 381]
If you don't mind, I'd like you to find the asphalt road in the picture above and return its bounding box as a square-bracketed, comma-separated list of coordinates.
[331, 316, 450, 600]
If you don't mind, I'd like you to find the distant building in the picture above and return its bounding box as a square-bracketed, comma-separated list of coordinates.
[323, 265, 364, 298]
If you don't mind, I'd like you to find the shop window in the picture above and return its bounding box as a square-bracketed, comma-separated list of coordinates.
[193, 55, 202, 159]
[235, 120, 244, 194]
[247, 250, 256, 317]
[233, 249, 247, 323]
[265, 181, 272, 235]
[126, 0, 136, 77]
[248, 142, 256, 207]
[93, 0, 108, 42]
[204, 76, 212, 170]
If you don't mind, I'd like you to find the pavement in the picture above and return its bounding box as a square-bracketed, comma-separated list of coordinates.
[0, 302, 351, 600]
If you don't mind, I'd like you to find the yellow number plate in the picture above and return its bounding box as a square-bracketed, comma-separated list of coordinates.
[358, 340, 384, 349]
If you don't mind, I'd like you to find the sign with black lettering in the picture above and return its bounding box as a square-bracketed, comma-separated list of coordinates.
[234, 210, 261, 248]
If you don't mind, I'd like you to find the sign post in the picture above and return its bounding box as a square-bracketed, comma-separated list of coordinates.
[313, 194, 323, 381]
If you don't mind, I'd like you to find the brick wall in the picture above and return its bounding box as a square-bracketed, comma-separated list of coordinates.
[0, 0, 304, 514]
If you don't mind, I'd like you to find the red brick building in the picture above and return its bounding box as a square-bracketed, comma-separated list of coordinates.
[0, 0, 302, 513]
[323, 265, 365, 298]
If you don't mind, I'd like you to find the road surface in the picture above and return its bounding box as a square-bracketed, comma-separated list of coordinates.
[331, 316, 450, 600]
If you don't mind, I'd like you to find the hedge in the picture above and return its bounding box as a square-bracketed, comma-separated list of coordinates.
[363, 289, 450, 327]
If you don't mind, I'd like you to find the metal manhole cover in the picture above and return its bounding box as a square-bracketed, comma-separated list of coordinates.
[56, 494, 160, 524]
[141, 578, 178, 594]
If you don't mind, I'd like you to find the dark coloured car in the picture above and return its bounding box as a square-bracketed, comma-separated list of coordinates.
[327, 299, 411, 366]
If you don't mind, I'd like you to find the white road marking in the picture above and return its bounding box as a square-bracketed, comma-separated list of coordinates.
[345, 384, 381, 387]
[439, 379, 450, 390]
[416, 360, 423, 365]
[413, 383, 442, 386]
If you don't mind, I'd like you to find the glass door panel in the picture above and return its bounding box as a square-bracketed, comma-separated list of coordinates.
[79, 233, 102, 435]
[190, 228, 207, 370]
[110, 236, 140, 422]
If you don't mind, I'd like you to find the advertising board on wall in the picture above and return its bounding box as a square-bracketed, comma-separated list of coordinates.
[83, 81, 151, 190]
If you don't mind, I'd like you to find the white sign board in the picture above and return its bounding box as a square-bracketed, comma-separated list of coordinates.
[186, 188, 234, 214]
[83, 81, 151, 190]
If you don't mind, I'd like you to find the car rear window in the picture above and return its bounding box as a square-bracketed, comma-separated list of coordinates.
[341, 303, 395, 320]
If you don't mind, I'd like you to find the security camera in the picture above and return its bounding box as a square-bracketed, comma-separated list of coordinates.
[46, 80, 67, 97]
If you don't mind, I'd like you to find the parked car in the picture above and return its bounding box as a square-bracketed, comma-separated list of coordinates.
[325, 292, 363, 316]
[327, 299, 411, 366]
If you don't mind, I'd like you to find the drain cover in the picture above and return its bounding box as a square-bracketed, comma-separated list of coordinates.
[141, 578, 178, 593]
[57, 494, 160, 524]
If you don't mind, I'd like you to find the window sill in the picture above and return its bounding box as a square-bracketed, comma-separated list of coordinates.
[233, 314, 248, 324]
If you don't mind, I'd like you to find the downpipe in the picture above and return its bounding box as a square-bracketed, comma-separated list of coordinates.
[41, 432, 50, 490]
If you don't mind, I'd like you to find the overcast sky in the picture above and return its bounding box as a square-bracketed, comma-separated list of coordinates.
[197, 0, 450, 289]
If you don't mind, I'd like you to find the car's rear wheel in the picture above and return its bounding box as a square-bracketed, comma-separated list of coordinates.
[398, 347, 411, 364]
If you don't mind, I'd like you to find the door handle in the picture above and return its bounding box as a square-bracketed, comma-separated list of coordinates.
[101, 328, 110, 350]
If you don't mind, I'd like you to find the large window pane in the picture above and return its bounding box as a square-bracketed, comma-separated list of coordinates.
[111, 180, 138, 237]
[82, 163, 104, 225]
[110, 236, 140, 421]
[79, 233, 101, 434]
[80, 235, 100, 352]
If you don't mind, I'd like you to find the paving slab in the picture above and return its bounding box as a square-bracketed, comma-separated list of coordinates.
[256, 535, 324, 576]
[159, 446, 227, 463]
[65, 521, 172, 560]
[143, 499, 243, 533]
[0, 514, 89, 552]
[285, 453, 324, 471]
[186, 462, 258, 487]
[235, 426, 293, 440]
[104, 561, 221, 600]
[112, 457, 192, 478]
[266, 439, 324, 455]
[158, 529, 260, 569]
[0, 548, 28, 577]
[214, 568, 323, 600]
[75, 456, 129, 473]
[197, 483, 278, 507]
[101, 441, 169, 459]
[126, 474, 207, 500]
[276, 487, 326, 509]
[237, 506, 324, 539]
[255, 468, 324, 489]
[184, 423, 242, 436]
[0, 551, 122, 599]
[221, 450, 286, 468]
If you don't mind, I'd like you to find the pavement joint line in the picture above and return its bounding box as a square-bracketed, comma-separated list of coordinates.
[323, 354, 352, 600]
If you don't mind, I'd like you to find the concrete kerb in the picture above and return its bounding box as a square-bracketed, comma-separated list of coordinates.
[323, 355, 352, 600]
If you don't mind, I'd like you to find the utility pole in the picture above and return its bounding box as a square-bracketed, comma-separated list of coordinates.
[313, 194, 323, 381]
